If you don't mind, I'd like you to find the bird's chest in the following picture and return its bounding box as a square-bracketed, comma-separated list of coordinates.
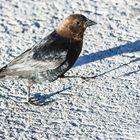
[68, 41, 82, 60]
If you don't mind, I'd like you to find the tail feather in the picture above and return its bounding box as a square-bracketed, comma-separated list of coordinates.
[0, 65, 7, 78]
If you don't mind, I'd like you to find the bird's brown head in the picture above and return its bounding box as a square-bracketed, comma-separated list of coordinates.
[56, 14, 97, 41]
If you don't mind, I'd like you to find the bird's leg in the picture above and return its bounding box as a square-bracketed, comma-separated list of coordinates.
[27, 80, 33, 102]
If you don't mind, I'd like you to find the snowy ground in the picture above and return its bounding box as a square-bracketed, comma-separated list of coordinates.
[0, 0, 140, 139]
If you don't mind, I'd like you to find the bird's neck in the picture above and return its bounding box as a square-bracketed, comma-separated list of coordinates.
[56, 28, 84, 42]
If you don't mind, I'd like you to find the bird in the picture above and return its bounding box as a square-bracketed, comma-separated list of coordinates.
[0, 14, 97, 104]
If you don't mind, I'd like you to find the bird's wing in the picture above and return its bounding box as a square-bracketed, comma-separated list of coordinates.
[6, 32, 69, 74]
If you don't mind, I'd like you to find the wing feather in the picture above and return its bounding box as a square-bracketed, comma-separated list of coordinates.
[5, 31, 68, 74]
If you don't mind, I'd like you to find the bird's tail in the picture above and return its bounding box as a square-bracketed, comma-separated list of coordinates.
[0, 65, 7, 79]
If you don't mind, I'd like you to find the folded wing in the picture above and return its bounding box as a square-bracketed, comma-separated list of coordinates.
[0, 31, 69, 77]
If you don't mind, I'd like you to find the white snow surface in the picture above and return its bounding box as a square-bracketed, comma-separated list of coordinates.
[0, 0, 140, 139]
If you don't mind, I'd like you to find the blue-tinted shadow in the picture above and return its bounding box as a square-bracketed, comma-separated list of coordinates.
[74, 40, 140, 67]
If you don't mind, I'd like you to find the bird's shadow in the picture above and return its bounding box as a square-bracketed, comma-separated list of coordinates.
[0, 86, 71, 106]
[29, 86, 71, 106]
[74, 40, 140, 76]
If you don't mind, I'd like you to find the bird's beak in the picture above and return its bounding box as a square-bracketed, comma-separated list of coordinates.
[85, 19, 97, 27]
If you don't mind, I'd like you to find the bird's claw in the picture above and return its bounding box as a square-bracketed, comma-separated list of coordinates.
[81, 75, 97, 81]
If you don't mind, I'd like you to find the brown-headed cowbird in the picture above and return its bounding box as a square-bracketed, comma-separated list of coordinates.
[0, 14, 97, 103]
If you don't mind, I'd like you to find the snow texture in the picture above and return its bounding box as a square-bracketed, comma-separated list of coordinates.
[0, 0, 140, 139]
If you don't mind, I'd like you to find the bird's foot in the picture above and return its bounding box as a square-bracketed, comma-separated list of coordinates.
[80, 75, 97, 80]
[60, 75, 97, 81]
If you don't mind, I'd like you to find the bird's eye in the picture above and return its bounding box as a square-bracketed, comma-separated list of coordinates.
[76, 21, 80, 25]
